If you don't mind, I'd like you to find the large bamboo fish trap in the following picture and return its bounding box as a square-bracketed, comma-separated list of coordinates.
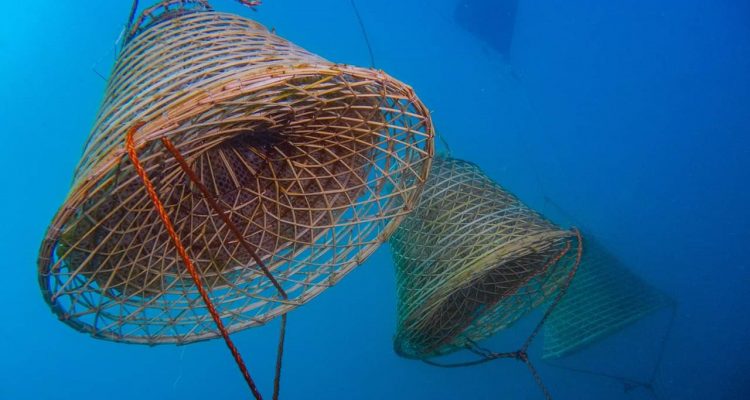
[390, 156, 580, 360]
[543, 238, 674, 359]
[38, 0, 433, 347]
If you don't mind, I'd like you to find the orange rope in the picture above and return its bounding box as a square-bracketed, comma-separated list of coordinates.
[125, 123, 263, 400]
[160, 137, 287, 400]
[159, 138, 287, 299]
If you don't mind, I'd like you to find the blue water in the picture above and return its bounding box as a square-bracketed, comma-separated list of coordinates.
[1, 0, 748, 399]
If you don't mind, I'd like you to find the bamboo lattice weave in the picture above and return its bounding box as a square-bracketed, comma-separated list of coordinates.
[542, 238, 672, 359]
[38, 5, 433, 345]
[390, 157, 580, 359]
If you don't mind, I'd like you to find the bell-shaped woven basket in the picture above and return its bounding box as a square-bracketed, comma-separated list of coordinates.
[390, 156, 579, 359]
[542, 237, 673, 359]
[38, 0, 433, 345]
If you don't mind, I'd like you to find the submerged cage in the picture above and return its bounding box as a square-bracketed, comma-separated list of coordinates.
[543, 238, 673, 359]
[390, 156, 580, 358]
[38, 0, 433, 345]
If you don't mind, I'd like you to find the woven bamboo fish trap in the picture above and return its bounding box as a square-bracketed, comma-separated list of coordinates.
[38, 0, 433, 345]
[543, 238, 673, 359]
[390, 156, 580, 359]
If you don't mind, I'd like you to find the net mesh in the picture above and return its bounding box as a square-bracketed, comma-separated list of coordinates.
[542, 238, 673, 359]
[38, 2, 433, 345]
[390, 156, 579, 358]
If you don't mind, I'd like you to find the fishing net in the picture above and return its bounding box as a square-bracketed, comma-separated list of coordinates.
[390, 156, 580, 359]
[543, 238, 673, 359]
[38, 0, 433, 345]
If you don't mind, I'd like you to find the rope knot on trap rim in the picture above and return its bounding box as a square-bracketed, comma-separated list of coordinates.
[514, 350, 529, 362]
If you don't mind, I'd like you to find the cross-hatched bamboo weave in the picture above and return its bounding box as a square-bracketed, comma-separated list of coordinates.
[390, 156, 579, 358]
[38, 2, 433, 345]
[542, 238, 672, 359]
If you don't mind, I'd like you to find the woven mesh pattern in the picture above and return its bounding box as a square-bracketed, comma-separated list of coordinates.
[125, 0, 213, 42]
[542, 239, 672, 359]
[390, 157, 579, 358]
[38, 4, 433, 345]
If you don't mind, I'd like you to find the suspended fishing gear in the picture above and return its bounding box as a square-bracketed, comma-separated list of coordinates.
[543, 237, 675, 359]
[389, 156, 582, 399]
[541, 236, 676, 399]
[534, 195, 678, 399]
[39, 1, 433, 398]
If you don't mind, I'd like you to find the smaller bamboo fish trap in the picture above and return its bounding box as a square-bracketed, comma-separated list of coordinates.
[38, 0, 433, 346]
[390, 156, 580, 359]
[543, 238, 673, 359]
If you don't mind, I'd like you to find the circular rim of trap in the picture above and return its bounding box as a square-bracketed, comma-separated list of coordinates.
[38, 29, 433, 344]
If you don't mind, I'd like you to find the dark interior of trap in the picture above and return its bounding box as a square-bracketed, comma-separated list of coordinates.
[402, 243, 563, 356]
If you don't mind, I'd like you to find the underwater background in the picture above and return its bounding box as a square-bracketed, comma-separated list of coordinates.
[1, 0, 748, 399]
